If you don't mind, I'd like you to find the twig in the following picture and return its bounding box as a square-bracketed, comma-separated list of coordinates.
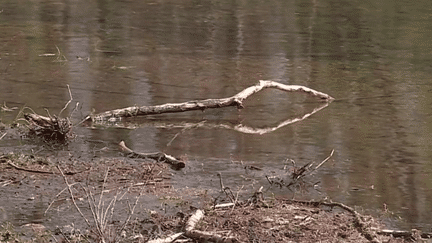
[119, 141, 185, 169]
[0, 132, 6, 140]
[292, 149, 335, 180]
[83, 186, 103, 238]
[59, 84, 73, 117]
[217, 173, 225, 192]
[57, 165, 92, 228]
[7, 161, 54, 174]
[230, 185, 244, 213]
[113, 163, 157, 242]
[215, 203, 235, 209]
[44, 183, 78, 215]
[314, 149, 334, 171]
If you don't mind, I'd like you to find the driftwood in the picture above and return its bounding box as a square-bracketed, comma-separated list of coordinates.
[91, 102, 330, 136]
[118, 141, 185, 169]
[88, 80, 334, 122]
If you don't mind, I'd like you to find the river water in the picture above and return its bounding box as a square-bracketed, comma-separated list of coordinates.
[1, 0, 432, 232]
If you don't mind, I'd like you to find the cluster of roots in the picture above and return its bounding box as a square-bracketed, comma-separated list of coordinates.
[24, 113, 72, 143]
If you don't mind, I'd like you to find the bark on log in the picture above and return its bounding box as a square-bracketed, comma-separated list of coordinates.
[118, 141, 185, 169]
[88, 80, 334, 121]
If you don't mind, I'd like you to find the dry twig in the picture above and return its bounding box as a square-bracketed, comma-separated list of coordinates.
[7, 161, 54, 174]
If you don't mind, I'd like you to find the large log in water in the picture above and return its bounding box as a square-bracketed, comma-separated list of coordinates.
[87, 80, 334, 122]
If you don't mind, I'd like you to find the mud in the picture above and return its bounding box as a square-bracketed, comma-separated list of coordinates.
[0, 129, 423, 242]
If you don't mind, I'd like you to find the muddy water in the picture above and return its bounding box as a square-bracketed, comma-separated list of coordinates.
[1, 0, 432, 232]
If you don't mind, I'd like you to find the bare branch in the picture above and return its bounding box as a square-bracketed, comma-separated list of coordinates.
[88, 80, 334, 121]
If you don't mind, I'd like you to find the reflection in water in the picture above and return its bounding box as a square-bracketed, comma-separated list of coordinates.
[1, 0, 432, 231]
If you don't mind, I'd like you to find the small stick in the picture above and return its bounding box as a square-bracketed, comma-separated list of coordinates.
[113, 163, 157, 242]
[314, 149, 334, 170]
[44, 183, 78, 215]
[59, 84, 73, 117]
[7, 161, 54, 174]
[217, 173, 225, 192]
[119, 141, 185, 169]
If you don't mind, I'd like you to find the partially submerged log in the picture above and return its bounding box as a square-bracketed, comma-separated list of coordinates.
[91, 102, 330, 135]
[88, 80, 334, 121]
[119, 141, 185, 169]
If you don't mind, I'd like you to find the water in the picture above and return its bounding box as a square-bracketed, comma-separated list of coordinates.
[1, 0, 432, 232]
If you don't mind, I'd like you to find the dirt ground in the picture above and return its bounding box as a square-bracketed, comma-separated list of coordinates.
[0, 148, 427, 243]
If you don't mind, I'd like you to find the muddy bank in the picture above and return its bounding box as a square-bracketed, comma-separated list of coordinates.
[0, 140, 427, 242]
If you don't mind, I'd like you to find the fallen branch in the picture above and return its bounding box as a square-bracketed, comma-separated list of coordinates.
[90, 101, 330, 135]
[88, 80, 334, 121]
[118, 141, 185, 169]
[184, 209, 237, 243]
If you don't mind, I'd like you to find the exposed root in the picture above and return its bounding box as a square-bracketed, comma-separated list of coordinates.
[24, 113, 72, 143]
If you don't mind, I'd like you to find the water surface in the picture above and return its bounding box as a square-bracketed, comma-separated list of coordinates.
[1, 0, 432, 231]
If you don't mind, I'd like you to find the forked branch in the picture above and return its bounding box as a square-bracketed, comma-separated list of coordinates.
[88, 80, 334, 121]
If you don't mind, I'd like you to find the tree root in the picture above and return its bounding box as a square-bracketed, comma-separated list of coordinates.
[24, 113, 72, 143]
